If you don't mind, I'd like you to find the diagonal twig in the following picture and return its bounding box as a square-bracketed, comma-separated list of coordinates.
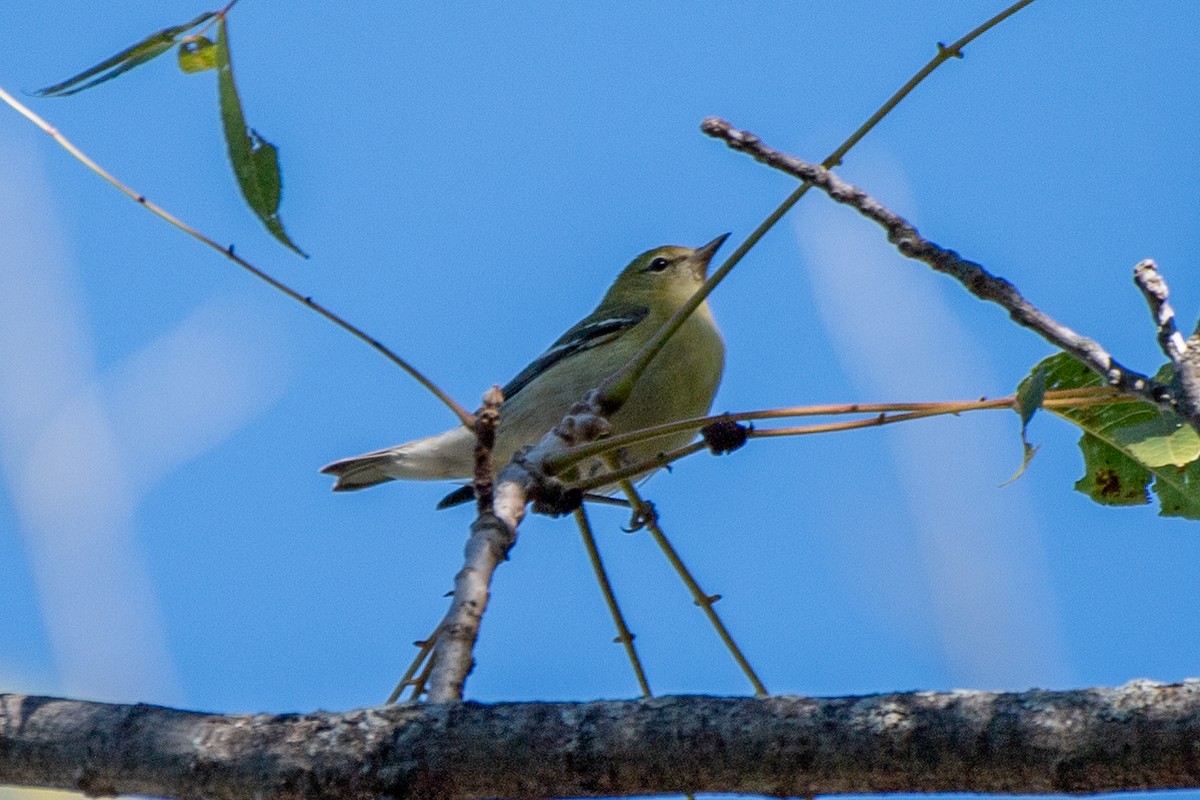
[385, 623, 441, 704]
[702, 117, 1195, 429]
[0, 84, 473, 427]
[616, 479, 767, 697]
[424, 389, 617, 701]
[598, 0, 1039, 415]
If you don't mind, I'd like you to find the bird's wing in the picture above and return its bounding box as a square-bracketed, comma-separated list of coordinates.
[500, 304, 648, 400]
[434, 306, 647, 511]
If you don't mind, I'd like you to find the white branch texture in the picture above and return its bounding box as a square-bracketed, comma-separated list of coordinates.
[3, 681, 1200, 799]
[700, 117, 1197, 428]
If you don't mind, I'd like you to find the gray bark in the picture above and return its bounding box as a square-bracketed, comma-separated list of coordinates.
[3, 680, 1200, 799]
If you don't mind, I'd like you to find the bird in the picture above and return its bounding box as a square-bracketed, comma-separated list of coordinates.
[321, 234, 728, 505]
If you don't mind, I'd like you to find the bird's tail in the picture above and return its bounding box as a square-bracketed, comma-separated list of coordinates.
[320, 427, 474, 491]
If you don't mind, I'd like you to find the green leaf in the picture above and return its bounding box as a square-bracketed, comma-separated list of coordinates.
[1073, 433, 1152, 506]
[1153, 461, 1200, 518]
[178, 36, 218, 74]
[1016, 363, 1046, 430]
[36, 12, 215, 97]
[214, 19, 307, 257]
[1031, 352, 1200, 519]
[1004, 363, 1047, 484]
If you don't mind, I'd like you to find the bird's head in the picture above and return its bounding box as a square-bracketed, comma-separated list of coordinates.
[602, 233, 730, 309]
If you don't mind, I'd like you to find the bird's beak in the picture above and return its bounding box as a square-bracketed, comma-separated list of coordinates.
[691, 232, 730, 278]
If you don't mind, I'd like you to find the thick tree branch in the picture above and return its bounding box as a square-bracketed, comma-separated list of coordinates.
[424, 513, 513, 702]
[701, 117, 1198, 429]
[421, 392, 612, 700]
[3, 681, 1200, 799]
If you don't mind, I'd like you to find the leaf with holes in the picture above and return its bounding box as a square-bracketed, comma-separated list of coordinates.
[1027, 353, 1200, 519]
[215, 19, 306, 257]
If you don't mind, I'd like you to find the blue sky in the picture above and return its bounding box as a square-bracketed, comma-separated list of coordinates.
[2, 1, 1200, 795]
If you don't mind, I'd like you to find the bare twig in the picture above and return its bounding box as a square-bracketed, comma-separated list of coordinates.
[422, 389, 515, 702]
[703, 118, 1193, 428]
[567, 389, 1123, 491]
[409, 648, 438, 700]
[1133, 260, 1186, 361]
[6, 680, 1200, 799]
[424, 391, 617, 700]
[551, 388, 1118, 475]
[1133, 259, 1200, 418]
[573, 443, 705, 493]
[385, 624, 441, 704]
[599, 0, 1037, 414]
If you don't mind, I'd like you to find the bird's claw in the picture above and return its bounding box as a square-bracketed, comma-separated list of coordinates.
[622, 500, 658, 532]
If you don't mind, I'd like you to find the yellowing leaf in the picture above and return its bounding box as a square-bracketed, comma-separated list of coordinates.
[1109, 415, 1200, 468]
[178, 36, 218, 74]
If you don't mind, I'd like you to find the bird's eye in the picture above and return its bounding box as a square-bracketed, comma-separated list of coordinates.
[646, 256, 671, 272]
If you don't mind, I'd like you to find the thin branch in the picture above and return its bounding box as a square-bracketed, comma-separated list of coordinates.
[574, 506, 652, 697]
[424, 390, 623, 700]
[5, 681, 1200, 799]
[571, 394, 1090, 488]
[389, 388, 501, 704]
[0, 84, 474, 427]
[573, 443, 706, 493]
[1134, 259, 1188, 363]
[385, 624, 441, 704]
[550, 388, 1118, 475]
[824, 0, 1037, 171]
[194, 0, 242, 38]
[423, 388, 512, 701]
[598, 0, 1037, 412]
[1133, 259, 1200, 418]
[703, 117, 1193, 428]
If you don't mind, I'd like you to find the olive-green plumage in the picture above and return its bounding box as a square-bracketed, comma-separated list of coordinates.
[321, 235, 728, 498]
